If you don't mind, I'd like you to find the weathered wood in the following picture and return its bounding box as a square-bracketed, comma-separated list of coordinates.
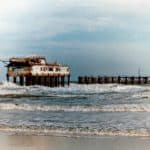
[61, 76, 65, 87]
[32, 76, 36, 85]
[78, 76, 150, 85]
[13, 77, 17, 84]
[20, 76, 24, 86]
[6, 74, 9, 82]
[6, 56, 70, 87]
[25, 75, 32, 86]
[67, 75, 70, 86]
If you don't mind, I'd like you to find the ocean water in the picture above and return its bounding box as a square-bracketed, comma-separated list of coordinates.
[0, 82, 150, 136]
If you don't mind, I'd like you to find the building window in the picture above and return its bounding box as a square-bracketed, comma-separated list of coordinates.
[49, 68, 53, 71]
[55, 68, 60, 72]
[41, 67, 48, 71]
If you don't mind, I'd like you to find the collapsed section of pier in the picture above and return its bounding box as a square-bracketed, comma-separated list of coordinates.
[6, 56, 70, 87]
[78, 76, 150, 85]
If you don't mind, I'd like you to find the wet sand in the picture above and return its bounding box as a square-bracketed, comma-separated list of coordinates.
[1, 135, 150, 150]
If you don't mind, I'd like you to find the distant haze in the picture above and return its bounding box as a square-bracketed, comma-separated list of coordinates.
[0, 0, 150, 81]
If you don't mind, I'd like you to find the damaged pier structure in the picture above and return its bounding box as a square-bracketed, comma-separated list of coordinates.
[6, 56, 70, 87]
[78, 76, 150, 85]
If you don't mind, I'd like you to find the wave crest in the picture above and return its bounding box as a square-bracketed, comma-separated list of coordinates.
[0, 82, 149, 97]
[0, 103, 150, 112]
[0, 125, 150, 137]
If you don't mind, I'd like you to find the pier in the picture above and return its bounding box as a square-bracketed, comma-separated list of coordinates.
[78, 76, 150, 85]
[6, 56, 71, 87]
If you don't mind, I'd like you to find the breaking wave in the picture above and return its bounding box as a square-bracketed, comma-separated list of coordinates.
[1, 103, 150, 112]
[0, 81, 149, 97]
[0, 125, 150, 137]
[1, 82, 150, 137]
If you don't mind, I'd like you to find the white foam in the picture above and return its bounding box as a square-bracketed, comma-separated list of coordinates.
[0, 82, 148, 96]
[0, 126, 150, 137]
[1, 103, 150, 112]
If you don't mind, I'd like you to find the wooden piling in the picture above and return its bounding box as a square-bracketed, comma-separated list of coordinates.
[78, 76, 150, 85]
[85, 76, 88, 84]
[20, 76, 24, 86]
[32, 76, 36, 85]
[111, 77, 114, 83]
[67, 75, 70, 86]
[45, 76, 49, 87]
[144, 77, 148, 84]
[124, 77, 127, 84]
[130, 77, 134, 84]
[118, 76, 121, 84]
[61, 76, 65, 87]
[98, 76, 102, 84]
[41, 76, 45, 86]
[54, 76, 58, 87]
[25, 75, 32, 86]
[6, 74, 9, 82]
[13, 77, 17, 84]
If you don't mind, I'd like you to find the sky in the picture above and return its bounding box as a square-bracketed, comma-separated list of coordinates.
[0, 0, 150, 81]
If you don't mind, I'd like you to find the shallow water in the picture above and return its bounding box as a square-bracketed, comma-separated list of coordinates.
[0, 82, 150, 136]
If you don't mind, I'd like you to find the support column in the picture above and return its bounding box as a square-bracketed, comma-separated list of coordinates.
[13, 77, 17, 84]
[61, 76, 65, 87]
[54, 76, 58, 87]
[45, 76, 49, 87]
[49, 76, 53, 87]
[125, 77, 127, 84]
[41, 76, 45, 86]
[104, 76, 108, 83]
[20, 76, 24, 86]
[144, 77, 148, 84]
[58, 76, 60, 87]
[112, 77, 114, 83]
[118, 76, 121, 84]
[78, 76, 85, 84]
[32, 76, 36, 85]
[98, 76, 102, 84]
[85, 76, 88, 84]
[131, 77, 134, 84]
[44, 76, 47, 86]
[6, 74, 9, 82]
[138, 76, 141, 84]
[52, 76, 55, 87]
[37, 76, 41, 85]
[67, 75, 70, 86]
[25, 75, 32, 86]
[34, 75, 39, 86]
[25, 76, 29, 86]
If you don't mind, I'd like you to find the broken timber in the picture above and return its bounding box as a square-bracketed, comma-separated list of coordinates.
[78, 76, 150, 85]
[6, 56, 70, 87]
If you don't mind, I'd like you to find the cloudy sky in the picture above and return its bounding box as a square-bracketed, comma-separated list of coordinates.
[0, 0, 150, 80]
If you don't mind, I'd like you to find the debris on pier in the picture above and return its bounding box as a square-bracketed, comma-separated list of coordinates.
[78, 76, 150, 85]
[6, 56, 70, 87]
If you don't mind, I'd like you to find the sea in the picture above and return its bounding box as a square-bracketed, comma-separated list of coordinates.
[0, 82, 150, 137]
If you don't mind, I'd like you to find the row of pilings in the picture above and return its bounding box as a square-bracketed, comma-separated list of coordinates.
[78, 76, 150, 84]
[7, 74, 70, 87]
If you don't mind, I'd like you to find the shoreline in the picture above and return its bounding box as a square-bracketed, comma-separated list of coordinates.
[1, 126, 150, 137]
[0, 134, 150, 150]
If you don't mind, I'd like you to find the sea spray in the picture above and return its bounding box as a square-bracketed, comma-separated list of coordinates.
[0, 82, 149, 137]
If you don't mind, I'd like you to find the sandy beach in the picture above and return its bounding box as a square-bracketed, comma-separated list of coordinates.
[0, 135, 150, 150]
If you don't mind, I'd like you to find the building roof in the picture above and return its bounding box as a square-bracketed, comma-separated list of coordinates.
[6, 56, 68, 68]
